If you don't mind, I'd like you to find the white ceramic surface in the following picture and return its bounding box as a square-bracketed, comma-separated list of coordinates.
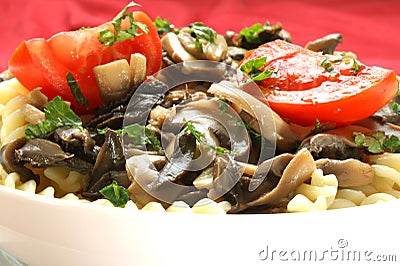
[0, 184, 399, 266]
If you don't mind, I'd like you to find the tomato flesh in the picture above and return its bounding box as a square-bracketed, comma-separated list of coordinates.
[8, 11, 162, 113]
[239, 40, 398, 126]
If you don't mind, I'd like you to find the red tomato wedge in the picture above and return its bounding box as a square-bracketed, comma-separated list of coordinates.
[238, 40, 398, 126]
[8, 10, 162, 113]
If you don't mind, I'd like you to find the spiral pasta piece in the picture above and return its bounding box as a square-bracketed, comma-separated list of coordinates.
[287, 169, 338, 212]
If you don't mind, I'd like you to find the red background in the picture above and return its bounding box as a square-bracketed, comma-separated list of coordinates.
[1, 0, 399, 73]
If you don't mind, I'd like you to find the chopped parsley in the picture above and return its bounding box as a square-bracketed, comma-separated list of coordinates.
[183, 119, 233, 155]
[98, 124, 162, 151]
[392, 102, 400, 115]
[98, 2, 149, 47]
[99, 180, 129, 208]
[320, 58, 339, 76]
[25, 96, 82, 139]
[353, 131, 400, 154]
[188, 22, 217, 52]
[154, 16, 174, 36]
[321, 53, 361, 76]
[66, 72, 89, 108]
[218, 96, 229, 114]
[240, 57, 278, 82]
[237, 22, 270, 44]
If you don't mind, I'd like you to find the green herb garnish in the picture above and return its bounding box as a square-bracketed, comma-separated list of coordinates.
[392, 102, 400, 115]
[354, 131, 400, 154]
[321, 53, 361, 75]
[218, 96, 229, 114]
[66, 72, 89, 107]
[25, 96, 82, 139]
[99, 180, 129, 208]
[154, 16, 174, 36]
[240, 57, 278, 82]
[97, 124, 161, 151]
[320, 58, 339, 76]
[99, 2, 149, 47]
[237, 22, 270, 44]
[188, 22, 217, 52]
[183, 119, 232, 155]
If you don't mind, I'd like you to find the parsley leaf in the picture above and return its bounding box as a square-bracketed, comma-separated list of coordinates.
[188, 22, 217, 52]
[183, 119, 233, 155]
[238, 22, 269, 44]
[154, 16, 174, 36]
[354, 131, 400, 154]
[99, 180, 129, 208]
[240, 57, 278, 82]
[99, 2, 149, 47]
[320, 58, 339, 76]
[97, 124, 162, 151]
[321, 53, 361, 76]
[66, 72, 89, 107]
[392, 102, 400, 115]
[25, 96, 82, 139]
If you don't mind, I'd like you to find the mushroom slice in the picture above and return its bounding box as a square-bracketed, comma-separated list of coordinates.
[203, 34, 228, 61]
[130, 53, 147, 86]
[93, 59, 132, 104]
[161, 32, 197, 62]
[305, 33, 343, 54]
[0, 138, 39, 183]
[246, 148, 316, 206]
[315, 158, 374, 187]
[88, 129, 125, 190]
[15, 138, 92, 175]
[207, 81, 313, 151]
[297, 133, 361, 160]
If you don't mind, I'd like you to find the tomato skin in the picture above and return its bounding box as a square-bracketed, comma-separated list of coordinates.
[8, 11, 162, 113]
[239, 40, 399, 126]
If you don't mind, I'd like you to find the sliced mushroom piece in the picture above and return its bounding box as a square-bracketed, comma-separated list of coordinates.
[305, 33, 343, 54]
[20, 104, 45, 124]
[127, 153, 168, 207]
[82, 170, 130, 200]
[129, 53, 147, 86]
[147, 132, 197, 191]
[93, 59, 133, 105]
[87, 129, 126, 191]
[53, 127, 98, 162]
[203, 34, 228, 61]
[161, 32, 197, 62]
[208, 81, 313, 151]
[127, 133, 197, 206]
[177, 31, 206, 59]
[0, 138, 39, 183]
[297, 133, 361, 160]
[315, 158, 374, 187]
[246, 148, 316, 207]
[15, 138, 93, 175]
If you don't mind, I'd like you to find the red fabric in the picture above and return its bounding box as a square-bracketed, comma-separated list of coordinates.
[1, 0, 399, 73]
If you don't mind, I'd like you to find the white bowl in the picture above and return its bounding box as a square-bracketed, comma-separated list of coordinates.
[0, 184, 399, 266]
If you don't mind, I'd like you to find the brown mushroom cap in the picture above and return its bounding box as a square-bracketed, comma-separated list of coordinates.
[247, 148, 316, 206]
[315, 158, 374, 187]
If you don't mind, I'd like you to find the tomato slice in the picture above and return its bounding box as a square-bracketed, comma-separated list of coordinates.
[8, 10, 162, 113]
[238, 40, 398, 126]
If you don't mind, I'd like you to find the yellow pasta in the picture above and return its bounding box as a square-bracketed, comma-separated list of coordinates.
[335, 189, 366, 205]
[328, 198, 357, 210]
[43, 166, 87, 194]
[1, 95, 29, 145]
[288, 169, 338, 212]
[360, 193, 397, 205]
